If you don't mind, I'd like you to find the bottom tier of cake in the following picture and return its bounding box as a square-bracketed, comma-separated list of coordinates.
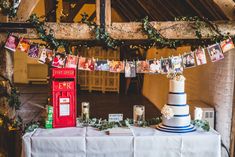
[156, 123, 196, 133]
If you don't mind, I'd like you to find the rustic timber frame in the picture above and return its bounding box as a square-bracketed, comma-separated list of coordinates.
[0, 0, 235, 156]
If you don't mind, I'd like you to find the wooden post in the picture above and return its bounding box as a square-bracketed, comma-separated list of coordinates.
[0, 14, 15, 120]
[96, 0, 111, 26]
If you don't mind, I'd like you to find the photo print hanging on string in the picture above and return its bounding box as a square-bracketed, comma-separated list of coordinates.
[28, 44, 39, 58]
[52, 52, 66, 68]
[17, 38, 30, 53]
[182, 52, 196, 68]
[46, 49, 54, 63]
[38, 48, 48, 64]
[207, 43, 224, 62]
[160, 58, 172, 74]
[65, 55, 78, 68]
[95, 60, 110, 71]
[136, 60, 150, 73]
[171, 56, 183, 73]
[194, 48, 207, 66]
[220, 38, 234, 53]
[4, 34, 19, 52]
[125, 61, 136, 78]
[108, 61, 125, 73]
[78, 57, 95, 71]
[149, 59, 161, 74]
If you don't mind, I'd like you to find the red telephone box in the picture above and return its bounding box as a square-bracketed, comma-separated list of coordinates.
[51, 68, 77, 128]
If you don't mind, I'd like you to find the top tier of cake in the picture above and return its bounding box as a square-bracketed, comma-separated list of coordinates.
[169, 75, 185, 93]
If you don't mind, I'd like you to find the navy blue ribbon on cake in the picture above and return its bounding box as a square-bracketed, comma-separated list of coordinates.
[174, 114, 189, 117]
[167, 104, 187, 106]
[169, 92, 185, 94]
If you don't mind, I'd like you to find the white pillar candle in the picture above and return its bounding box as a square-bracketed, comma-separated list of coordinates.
[194, 107, 203, 120]
[136, 107, 143, 116]
[83, 108, 89, 114]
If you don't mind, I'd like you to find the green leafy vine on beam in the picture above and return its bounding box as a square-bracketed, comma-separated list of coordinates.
[0, 0, 20, 18]
[81, 13, 119, 49]
[27, 14, 72, 54]
[175, 16, 230, 43]
[141, 16, 182, 49]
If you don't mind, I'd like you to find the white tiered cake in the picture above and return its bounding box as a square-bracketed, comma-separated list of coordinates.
[156, 75, 196, 133]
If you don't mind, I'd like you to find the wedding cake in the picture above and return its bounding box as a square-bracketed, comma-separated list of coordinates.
[156, 74, 195, 133]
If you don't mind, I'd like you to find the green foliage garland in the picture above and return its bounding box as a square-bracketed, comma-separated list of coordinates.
[27, 12, 235, 50]
[75, 117, 209, 132]
[141, 17, 182, 48]
[0, 0, 20, 18]
[27, 14, 72, 54]
[81, 13, 119, 49]
[175, 16, 231, 43]
[192, 119, 210, 131]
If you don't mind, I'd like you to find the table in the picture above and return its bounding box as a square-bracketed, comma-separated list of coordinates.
[22, 126, 221, 157]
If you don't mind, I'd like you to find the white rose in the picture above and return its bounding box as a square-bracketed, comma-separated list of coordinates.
[161, 105, 174, 119]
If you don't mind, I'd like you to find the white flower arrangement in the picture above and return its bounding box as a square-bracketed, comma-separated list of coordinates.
[161, 105, 174, 119]
[167, 72, 185, 81]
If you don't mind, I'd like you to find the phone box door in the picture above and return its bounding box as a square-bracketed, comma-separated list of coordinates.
[52, 81, 76, 128]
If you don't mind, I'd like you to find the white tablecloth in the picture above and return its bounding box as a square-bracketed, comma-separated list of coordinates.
[22, 127, 221, 157]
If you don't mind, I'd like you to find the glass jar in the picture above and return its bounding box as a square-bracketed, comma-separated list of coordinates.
[133, 105, 145, 126]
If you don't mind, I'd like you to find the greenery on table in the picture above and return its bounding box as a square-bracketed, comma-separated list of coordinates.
[76, 117, 210, 132]
[191, 119, 210, 131]
[24, 122, 40, 133]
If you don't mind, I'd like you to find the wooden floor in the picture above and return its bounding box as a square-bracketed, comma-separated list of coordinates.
[16, 84, 160, 123]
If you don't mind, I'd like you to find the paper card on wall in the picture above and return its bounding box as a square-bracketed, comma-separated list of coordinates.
[136, 60, 150, 73]
[182, 52, 196, 68]
[207, 43, 224, 62]
[52, 52, 66, 68]
[78, 57, 95, 71]
[194, 48, 207, 65]
[17, 38, 30, 53]
[125, 61, 136, 78]
[171, 56, 183, 73]
[108, 61, 125, 73]
[5, 34, 19, 52]
[65, 54, 78, 68]
[95, 60, 110, 71]
[28, 44, 39, 58]
[220, 38, 234, 53]
[109, 114, 123, 122]
[59, 98, 70, 116]
[160, 58, 172, 74]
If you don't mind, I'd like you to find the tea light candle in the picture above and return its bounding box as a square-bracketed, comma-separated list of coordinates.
[81, 102, 90, 121]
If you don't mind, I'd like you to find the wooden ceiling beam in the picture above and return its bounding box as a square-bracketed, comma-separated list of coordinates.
[213, 0, 235, 20]
[11, 21, 235, 40]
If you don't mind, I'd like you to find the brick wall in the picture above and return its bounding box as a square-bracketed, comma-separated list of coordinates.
[143, 47, 235, 156]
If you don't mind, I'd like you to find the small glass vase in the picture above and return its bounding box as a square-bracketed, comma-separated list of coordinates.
[81, 102, 90, 123]
[133, 105, 145, 126]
